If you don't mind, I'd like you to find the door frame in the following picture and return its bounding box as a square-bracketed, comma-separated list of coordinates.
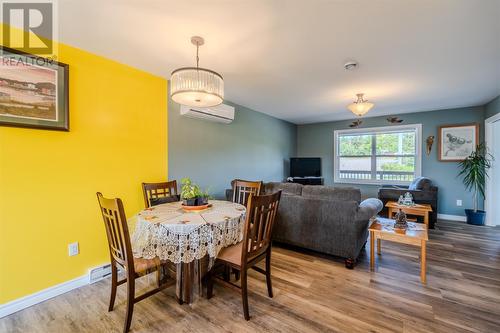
[485, 113, 500, 226]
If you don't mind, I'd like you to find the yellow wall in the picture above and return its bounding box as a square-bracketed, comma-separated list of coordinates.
[0, 31, 168, 303]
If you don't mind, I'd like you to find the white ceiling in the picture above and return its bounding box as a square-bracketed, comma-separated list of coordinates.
[58, 0, 500, 124]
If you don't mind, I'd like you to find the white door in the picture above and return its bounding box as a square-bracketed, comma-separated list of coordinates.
[486, 117, 500, 226]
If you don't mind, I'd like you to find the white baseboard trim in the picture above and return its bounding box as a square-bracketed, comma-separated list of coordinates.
[438, 213, 467, 222]
[0, 274, 88, 319]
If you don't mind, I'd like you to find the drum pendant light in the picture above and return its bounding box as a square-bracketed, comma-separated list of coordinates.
[170, 36, 224, 107]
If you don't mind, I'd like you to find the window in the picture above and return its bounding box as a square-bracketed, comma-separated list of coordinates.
[334, 124, 422, 185]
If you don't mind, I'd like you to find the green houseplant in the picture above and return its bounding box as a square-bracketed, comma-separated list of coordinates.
[458, 143, 492, 225]
[180, 178, 209, 206]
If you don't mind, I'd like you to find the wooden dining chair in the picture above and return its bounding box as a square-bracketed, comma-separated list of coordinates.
[142, 180, 179, 208]
[229, 179, 263, 281]
[231, 179, 263, 207]
[207, 190, 282, 320]
[96, 192, 174, 333]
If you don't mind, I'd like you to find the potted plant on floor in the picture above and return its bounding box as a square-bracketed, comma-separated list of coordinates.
[458, 143, 493, 225]
[180, 177, 210, 207]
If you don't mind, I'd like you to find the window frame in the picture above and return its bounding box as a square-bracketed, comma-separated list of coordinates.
[333, 124, 422, 185]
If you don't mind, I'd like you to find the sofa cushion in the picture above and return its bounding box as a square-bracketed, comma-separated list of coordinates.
[264, 182, 303, 195]
[301, 185, 361, 202]
[408, 177, 432, 190]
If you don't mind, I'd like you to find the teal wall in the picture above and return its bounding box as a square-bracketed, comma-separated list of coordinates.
[168, 99, 296, 199]
[485, 95, 500, 119]
[297, 106, 485, 216]
[168, 94, 493, 216]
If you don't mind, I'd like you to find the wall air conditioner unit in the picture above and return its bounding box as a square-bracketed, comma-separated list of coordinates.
[180, 103, 234, 124]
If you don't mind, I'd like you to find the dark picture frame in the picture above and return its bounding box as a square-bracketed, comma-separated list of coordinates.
[438, 123, 479, 162]
[0, 46, 69, 131]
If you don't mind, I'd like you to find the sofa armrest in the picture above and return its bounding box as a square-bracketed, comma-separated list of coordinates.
[380, 184, 409, 190]
[348, 198, 383, 236]
[378, 188, 439, 204]
[378, 188, 422, 196]
[357, 198, 383, 221]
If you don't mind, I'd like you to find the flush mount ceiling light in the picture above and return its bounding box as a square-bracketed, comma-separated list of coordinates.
[347, 93, 374, 117]
[170, 36, 224, 107]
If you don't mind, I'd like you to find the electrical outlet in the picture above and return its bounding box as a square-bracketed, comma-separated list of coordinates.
[68, 242, 79, 256]
[456, 199, 463, 207]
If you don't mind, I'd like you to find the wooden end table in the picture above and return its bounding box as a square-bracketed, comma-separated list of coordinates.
[386, 201, 433, 227]
[369, 218, 429, 283]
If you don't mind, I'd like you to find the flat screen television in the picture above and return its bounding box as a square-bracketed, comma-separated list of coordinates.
[290, 158, 321, 177]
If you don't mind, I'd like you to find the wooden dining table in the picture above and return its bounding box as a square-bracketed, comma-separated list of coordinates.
[130, 200, 246, 303]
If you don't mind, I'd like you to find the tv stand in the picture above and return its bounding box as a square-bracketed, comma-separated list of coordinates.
[288, 177, 324, 185]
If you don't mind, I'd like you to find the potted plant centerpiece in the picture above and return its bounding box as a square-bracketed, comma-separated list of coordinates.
[458, 143, 493, 225]
[180, 177, 210, 209]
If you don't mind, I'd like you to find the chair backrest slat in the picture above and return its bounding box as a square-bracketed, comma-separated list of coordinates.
[142, 180, 178, 208]
[241, 191, 282, 262]
[232, 179, 262, 207]
[97, 192, 134, 272]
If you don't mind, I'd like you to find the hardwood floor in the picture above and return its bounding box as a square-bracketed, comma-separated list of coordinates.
[1, 220, 500, 333]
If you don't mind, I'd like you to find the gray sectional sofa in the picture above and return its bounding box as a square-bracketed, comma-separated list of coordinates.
[227, 181, 382, 268]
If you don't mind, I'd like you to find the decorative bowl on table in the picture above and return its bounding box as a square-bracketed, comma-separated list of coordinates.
[181, 202, 212, 212]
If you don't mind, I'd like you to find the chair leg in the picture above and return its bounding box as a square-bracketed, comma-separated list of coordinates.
[123, 277, 135, 333]
[108, 265, 117, 312]
[265, 250, 273, 298]
[156, 266, 162, 287]
[233, 268, 240, 281]
[241, 269, 250, 321]
[223, 264, 230, 282]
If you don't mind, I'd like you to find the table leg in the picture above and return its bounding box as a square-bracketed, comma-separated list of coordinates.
[175, 263, 183, 304]
[370, 231, 375, 271]
[388, 208, 393, 219]
[420, 240, 427, 283]
[424, 213, 429, 227]
[197, 260, 204, 298]
[175, 262, 195, 304]
[377, 238, 381, 255]
[183, 262, 194, 304]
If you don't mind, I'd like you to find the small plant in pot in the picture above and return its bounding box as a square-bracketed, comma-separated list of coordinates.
[458, 143, 493, 225]
[180, 178, 210, 206]
[199, 189, 210, 205]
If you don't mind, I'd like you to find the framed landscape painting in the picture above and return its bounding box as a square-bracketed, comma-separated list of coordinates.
[438, 123, 478, 161]
[0, 46, 69, 131]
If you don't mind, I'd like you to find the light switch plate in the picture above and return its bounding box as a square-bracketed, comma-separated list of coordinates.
[456, 199, 463, 207]
[68, 242, 79, 256]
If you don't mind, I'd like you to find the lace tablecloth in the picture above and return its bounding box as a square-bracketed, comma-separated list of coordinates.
[131, 200, 246, 263]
